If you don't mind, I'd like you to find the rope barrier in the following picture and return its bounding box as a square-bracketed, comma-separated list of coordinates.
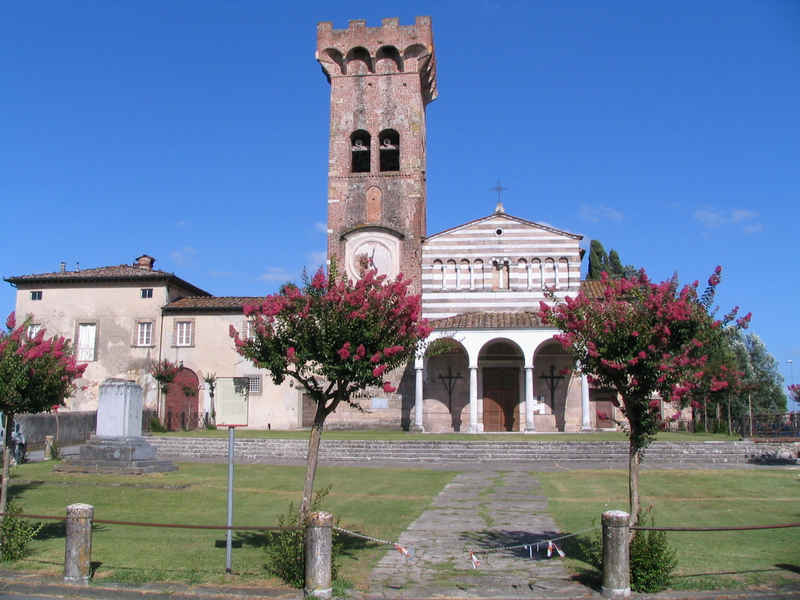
[466, 525, 600, 568]
[0, 512, 298, 531]
[632, 522, 800, 532]
[333, 526, 412, 558]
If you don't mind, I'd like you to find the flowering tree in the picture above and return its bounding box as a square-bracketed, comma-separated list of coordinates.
[538, 268, 749, 526]
[232, 267, 431, 518]
[789, 384, 800, 405]
[149, 358, 180, 394]
[0, 312, 86, 515]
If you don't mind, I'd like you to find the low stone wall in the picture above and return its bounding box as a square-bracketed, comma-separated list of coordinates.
[15, 411, 97, 448]
[144, 437, 800, 465]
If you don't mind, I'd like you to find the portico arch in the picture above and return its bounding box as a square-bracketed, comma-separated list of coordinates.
[422, 338, 468, 432]
[532, 339, 577, 431]
[479, 339, 524, 432]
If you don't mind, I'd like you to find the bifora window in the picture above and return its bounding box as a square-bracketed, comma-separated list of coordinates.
[31, 291, 43, 300]
[27, 323, 42, 338]
[136, 321, 153, 346]
[141, 288, 153, 299]
[175, 321, 193, 346]
[350, 130, 371, 173]
[379, 129, 399, 171]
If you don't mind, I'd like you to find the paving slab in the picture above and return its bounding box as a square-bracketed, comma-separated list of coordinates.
[366, 470, 599, 599]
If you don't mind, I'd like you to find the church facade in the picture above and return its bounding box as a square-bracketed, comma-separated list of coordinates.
[317, 17, 614, 432]
[6, 16, 622, 433]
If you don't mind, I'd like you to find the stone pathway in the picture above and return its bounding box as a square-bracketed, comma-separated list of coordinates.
[367, 470, 599, 598]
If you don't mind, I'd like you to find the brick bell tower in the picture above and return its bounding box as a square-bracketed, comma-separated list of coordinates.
[317, 17, 437, 293]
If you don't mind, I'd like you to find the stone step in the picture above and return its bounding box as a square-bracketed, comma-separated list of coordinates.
[143, 435, 788, 464]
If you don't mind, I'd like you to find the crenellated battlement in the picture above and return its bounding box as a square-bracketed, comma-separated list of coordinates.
[316, 16, 437, 103]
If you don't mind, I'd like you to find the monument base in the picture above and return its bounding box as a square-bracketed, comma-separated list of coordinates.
[57, 437, 177, 474]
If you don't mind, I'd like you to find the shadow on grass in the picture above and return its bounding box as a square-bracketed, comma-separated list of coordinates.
[460, 528, 603, 590]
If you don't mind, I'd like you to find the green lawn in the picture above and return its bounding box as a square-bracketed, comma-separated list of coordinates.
[153, 429, 739, 442]
[536, 468, 800, 590]
[6, 461, 455, 588]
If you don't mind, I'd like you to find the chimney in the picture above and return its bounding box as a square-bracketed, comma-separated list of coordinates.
[59, 261, 66, 273]
[135, 255, 156, 271]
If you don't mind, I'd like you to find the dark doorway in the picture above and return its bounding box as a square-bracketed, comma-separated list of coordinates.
[483, 368, 519, 432]
[165, 367, 199, 431]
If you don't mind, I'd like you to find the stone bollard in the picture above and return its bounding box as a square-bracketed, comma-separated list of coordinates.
[601, 510, 631, 598]
[305, 511, 333, 599]
[64, 503, 94, 584]
[44, 435, 55, 461]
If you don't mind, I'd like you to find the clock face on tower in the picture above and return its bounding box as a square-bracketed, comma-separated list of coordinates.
[344, 230, 400, 282]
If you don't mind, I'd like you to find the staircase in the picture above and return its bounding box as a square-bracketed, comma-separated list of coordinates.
[145, 437, 794, 466]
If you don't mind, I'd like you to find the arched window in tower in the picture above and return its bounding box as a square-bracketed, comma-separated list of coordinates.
[379, 129, 400, 172]
[532, 258, 542, 289]
[351, 130, 371, 173]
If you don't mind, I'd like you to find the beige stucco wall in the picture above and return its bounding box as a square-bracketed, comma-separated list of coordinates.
[13, 281, 172, 410]
[161, 312, 301, 430]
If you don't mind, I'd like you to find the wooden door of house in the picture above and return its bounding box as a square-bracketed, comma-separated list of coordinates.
[165, 368, 200, 431]
[483, 368, 519, 432]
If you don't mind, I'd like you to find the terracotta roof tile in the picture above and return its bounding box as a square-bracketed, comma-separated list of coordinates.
[163, 296, 262, 313]
[579, 279, 605, 298]
[5, 264, 210, 297]
[430, 311, 547, 330]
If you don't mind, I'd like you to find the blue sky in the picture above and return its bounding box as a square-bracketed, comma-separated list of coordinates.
[2, 1, 798, 403]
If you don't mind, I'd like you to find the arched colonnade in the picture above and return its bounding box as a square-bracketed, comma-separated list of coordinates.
[412, 329, 592, 433]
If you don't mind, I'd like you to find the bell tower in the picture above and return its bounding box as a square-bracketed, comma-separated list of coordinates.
[317, 17, 437, 292]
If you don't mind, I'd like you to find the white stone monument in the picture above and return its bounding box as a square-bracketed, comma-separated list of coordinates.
[59, 379, 176, 473]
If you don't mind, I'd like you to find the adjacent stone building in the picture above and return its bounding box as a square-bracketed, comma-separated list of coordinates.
[6, 16, 625, 433]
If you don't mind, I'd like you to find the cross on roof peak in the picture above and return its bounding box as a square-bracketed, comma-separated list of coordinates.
[490, 179, 508, 214]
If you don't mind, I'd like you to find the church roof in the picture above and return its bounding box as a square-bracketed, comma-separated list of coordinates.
[424, 211, 583, 242]
[163, 296, 261, 313]
[430, 311, 547, 330]
[580, 279, 605, 299]
[5, 264, 210, 297]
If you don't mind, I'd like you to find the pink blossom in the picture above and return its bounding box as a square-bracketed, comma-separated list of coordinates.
[337, 342, 351, 360]
[5, 311, 15, 330]
[370, 351, 382, 363]
[373, 364, 387, 377]
[287, 347, 296, 362]
[383, 382, 396, 393]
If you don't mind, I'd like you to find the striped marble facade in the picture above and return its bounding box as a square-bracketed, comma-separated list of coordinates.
[421, 211, 582, 319]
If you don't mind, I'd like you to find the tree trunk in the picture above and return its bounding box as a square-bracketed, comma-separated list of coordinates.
[0, 413, 12, 518]
[628, 441, 641, 530]
[299, 401, 326, 522]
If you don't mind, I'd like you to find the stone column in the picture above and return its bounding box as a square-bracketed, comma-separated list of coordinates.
[44, 435, 55, 460]
[524, 366, 536, 432]
[601, 510, 631, 598]
[414, 367, 424, 432]
[305, 511, 333, 599]
[64, 503, 94, 584]
[469, 367, 478, 433]
[581, 371, 592, 431]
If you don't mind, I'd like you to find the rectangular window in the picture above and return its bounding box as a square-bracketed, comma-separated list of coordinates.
[141, 288, 153, 299]
[77, 323, 97, 361]
[27, 323, 42, 338]
[247, 375, 262, 395]
[136, 321, 153, 346]
[244, 318, 256, 340]
[175, 321, 193, 347]
[31, 291, 42, 301]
